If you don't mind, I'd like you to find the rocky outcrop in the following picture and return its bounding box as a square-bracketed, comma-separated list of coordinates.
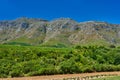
[0, 17, 120, 46]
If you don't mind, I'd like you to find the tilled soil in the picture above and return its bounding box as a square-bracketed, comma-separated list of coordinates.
[0, 71, 120, 80]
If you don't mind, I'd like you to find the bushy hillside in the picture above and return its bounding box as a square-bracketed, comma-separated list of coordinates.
[1, 18, 120, 78]
[0, 17, 120, 46]
[0, 45, 120, 78]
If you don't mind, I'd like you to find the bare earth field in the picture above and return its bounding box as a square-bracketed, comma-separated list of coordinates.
[0, 71, 120, 80]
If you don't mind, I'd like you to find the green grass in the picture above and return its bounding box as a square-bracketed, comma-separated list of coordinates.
[93, 76, 120, 80]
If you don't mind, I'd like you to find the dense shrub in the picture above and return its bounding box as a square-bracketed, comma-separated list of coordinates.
[59, 59, 80, 74]
[0, 45, 120, 78]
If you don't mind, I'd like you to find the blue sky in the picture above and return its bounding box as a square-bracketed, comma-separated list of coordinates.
[0, 0, 120, 23]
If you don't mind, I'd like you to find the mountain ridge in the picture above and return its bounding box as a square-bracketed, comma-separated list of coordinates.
[0, 17, 120, 46]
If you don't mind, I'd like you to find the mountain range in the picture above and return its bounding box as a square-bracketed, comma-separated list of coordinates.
[0, 17, 120, 47]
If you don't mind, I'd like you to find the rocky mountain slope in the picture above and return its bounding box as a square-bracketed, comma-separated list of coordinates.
[0, 17, 120, 46]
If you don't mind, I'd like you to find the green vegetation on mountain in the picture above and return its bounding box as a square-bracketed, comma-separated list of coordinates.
[0, 45, 120, 78]
[1, 18, 120, 78]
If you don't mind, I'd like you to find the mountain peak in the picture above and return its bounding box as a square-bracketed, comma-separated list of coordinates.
[0, 17, 120, 46]
[52, 18, 75, 21]
[15, 17, 48, 22]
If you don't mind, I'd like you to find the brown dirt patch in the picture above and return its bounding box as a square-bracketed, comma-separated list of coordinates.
[1, 71, 120, 80]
